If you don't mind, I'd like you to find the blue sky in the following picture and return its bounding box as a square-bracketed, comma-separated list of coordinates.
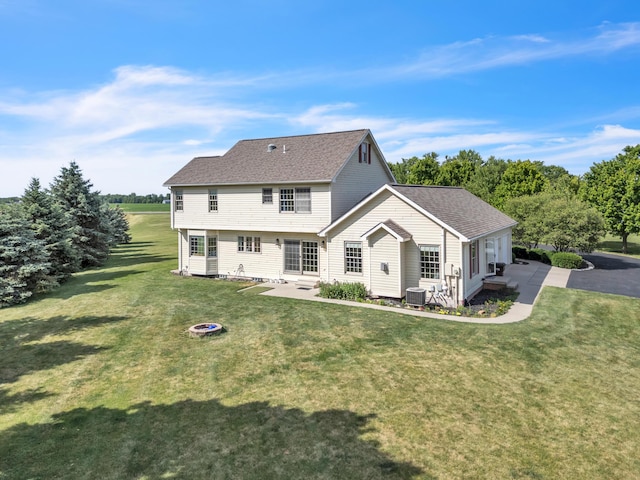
[1, 0, 639, 196]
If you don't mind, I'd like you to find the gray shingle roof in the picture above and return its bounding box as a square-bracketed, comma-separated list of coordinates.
[164, 129, 370, 186]
[382, 219, 412, 240]
[390, 184, 517, 240]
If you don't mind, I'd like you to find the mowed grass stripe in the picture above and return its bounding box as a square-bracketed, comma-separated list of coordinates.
[0, 213, 639, 479]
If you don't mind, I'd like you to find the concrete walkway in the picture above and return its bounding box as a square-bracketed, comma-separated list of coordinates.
[258, 261, 571, 324]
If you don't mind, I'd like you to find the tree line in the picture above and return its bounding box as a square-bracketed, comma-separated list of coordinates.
[101, 193, 169, 204]
[389, 145, 640, 253]
[0, 162, 131, 308]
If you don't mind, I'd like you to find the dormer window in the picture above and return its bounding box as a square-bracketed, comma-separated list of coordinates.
[359, 143, 370, 164]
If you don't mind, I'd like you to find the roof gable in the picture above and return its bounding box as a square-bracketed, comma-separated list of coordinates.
[320, 184, 517, 241]
[361, 219, 412, 242]
[164, 129, 387, 187]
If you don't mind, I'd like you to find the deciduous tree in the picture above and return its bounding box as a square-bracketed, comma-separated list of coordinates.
[494, 160, 548, 209]
[388, 153, 440, 185]
[504, 192, 605, 252]
[580, 145, 640, 254]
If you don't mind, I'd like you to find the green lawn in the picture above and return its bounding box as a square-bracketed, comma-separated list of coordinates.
[111, 202, 170, 213]
[597, 233, 640, 258]
[1, 214, 639, 479]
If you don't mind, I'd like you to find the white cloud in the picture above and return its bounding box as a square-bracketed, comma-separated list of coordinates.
[1, 20, 639, 195]
[376, 22, 640, 80]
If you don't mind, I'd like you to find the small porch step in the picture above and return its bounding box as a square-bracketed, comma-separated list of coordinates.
[483, 276, 518, 291]
[295, 278, 319, 290]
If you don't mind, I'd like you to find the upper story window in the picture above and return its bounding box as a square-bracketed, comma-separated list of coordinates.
[208, 190, 218, 212]
[359, 142, 371, 164]
[420, 245, 440, 279]
[279, 187, 311, 213]
[262, 188, 273, 204]
[174, 190, 184, 211]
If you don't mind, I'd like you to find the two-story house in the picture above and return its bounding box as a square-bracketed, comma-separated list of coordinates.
[164, 129, 516, 305]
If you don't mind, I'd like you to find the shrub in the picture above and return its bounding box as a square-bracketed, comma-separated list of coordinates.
[512, 246, 528, 259]
[551, 252, 583, 269]
[530, 248, 552, 264]
[318, 281, 368, 301]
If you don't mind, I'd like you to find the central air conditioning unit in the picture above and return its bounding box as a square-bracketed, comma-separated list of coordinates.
[405, 287, 426, 307]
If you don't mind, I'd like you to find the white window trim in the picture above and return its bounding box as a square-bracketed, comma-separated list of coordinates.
[279, 187, 311, 213]
[208, 190, 218, 212]
[419, 244, 441, 280]
[344, 241, 363, 274]
[238, 236, 262, 253]
[174, 190, 184, 212]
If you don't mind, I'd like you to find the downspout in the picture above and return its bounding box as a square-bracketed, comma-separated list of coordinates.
[178, 229, 183, 271]
[397, 239, 403, 298]
[367, 238, 372, 293]
[325, 234, 330, 283]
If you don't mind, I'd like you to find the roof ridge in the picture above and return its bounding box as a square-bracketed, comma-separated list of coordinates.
[237, 129, 369, 143]
[392, 183, 464, 189]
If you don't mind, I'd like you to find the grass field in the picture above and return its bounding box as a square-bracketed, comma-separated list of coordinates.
[111, 203, 170, 213]
[597, 233, 640, 258]
[1, 214, 639, 479]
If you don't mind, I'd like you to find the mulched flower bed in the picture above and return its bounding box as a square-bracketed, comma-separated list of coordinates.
[368, 288, 519, 317]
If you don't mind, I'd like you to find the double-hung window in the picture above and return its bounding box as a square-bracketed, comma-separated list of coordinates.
[207, 237, 217, 257]
[344, 242, 363, 273]
[174, 190, 184, 211]
[295, 188, 311, 213]
[262, 188, 273, 204]
[189, 236, 204, 256]
[279, 187, 311, 213]
[420, 245, 440, 279]
[208, 190, 218, 212]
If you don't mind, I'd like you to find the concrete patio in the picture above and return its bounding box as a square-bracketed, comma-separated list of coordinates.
[258, 260, 571, 324]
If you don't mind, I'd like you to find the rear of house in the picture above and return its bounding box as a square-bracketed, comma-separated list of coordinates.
[163, 129, 395, 282]
[164, 129, 516, 305]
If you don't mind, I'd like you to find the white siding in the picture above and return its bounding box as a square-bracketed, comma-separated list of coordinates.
[460, 227, 514, 301]
[172, 185, 332, 233]
[331, 136, 394, 221]
[187, 231, 325, 283]
[369, 230, 401, 297]
[326, 190, 464, 298]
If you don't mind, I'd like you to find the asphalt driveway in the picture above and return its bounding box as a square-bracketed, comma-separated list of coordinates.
[567, 251, 640, 298]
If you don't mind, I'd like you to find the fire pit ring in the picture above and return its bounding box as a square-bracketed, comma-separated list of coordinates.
[188, 322, 223, 337]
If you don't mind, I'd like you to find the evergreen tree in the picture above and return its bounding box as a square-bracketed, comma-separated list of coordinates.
[0, 206, 54, 307]
[49, 162, 111, 268]
[103, 204, 131, 246]
[21, 178, 79, 281]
